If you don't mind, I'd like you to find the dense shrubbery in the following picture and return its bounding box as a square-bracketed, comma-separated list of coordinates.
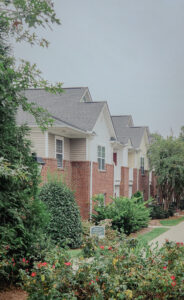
[19, 240, 184, 299]
[92, 195, 150, 235]
[39, 180, 82, 248]
[149, 202, 175, 219]
[0, 158, 50, 287]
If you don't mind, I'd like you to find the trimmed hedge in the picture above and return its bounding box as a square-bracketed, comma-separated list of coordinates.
[39, 182, 82, 248]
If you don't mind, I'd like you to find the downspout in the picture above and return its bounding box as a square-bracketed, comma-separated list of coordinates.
[89, 161, 93, 220]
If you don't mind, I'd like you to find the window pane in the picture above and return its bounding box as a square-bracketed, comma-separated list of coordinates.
[56, 154, 63, 168]
[101, 158, 105, 170]
[98, 146, 101, 157]
[56, 140, 62, 153]
[98, 158, 101, 170]
[102, 147, 105, 158]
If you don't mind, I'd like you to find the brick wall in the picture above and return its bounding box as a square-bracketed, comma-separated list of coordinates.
[120, 167, 129, 197]
[132, 168, 138, 195]
[138, 170, 149, 201]
[150, 171, 157, 199]
[41, 159, 72, 186]
[71, 161, 91, 219]
[92, 162, 114, 206]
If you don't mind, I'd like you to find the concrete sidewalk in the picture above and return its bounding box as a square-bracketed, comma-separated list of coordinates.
[149, 221, 184, 248]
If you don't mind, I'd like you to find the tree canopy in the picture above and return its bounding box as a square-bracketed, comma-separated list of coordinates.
[148, 134, 184, 210]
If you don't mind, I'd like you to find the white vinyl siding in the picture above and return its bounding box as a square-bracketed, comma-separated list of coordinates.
[29, 129, 45, 157]
[70, 139, 86, 161]
[98, 145, 105, 170]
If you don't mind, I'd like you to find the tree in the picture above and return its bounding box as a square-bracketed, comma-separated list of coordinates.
[0, 0, 63, 285]
[148, 135, 184, 210]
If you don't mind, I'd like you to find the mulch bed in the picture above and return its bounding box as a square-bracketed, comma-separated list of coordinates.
[0, 288, 27, 300]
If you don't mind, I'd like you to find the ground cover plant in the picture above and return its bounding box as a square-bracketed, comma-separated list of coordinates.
[92, 194, 150, 235]
[19, 239, 184, 299]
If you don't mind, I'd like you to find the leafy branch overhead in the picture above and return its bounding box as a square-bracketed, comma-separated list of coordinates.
[0, 0, 61, 46]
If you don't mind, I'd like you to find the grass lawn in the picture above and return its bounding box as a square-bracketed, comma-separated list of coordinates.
[137, 227, 169, 243]
[68, 248, 82, 258]
[160, 216, 184, 226]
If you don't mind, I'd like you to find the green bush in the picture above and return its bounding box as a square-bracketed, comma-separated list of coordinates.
[149, 203, 175, 219]
[92, 196, 150, 235]
[39, 181, 82, 249]
[0, 159, 50, 288]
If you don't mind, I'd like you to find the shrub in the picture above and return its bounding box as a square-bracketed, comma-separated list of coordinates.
[149, 202, 176, 219]
[0, 159, 50, 288]
[39, 181, 82, 248]
[92, 196, 150, 235]
[22, 241, 184, 299]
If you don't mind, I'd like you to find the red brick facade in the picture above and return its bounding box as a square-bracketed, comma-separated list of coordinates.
[71, 161, 91, 219]
[41, 159, 72, 186]
[92, 162, 114, 207]
[120, 167, 129, 197]
[41, 158, 157, 219]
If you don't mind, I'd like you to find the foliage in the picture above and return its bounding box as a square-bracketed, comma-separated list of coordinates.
[39, 181, 83, 249]
[148, 134, 184, 210]
[92, 195, 150, 235]
[0, 0, 62, 288]
[0, 0, 60, 47]
[20, 240, 184, 299]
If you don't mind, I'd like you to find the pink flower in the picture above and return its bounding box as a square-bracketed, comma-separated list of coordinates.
[171, 276, 175, 281]
[22, 258, 26, 263]
[171, 281, 176, 287]
[26, 260, 29, 264]
[100, 246, 104, 250]
[42, 262, 47, 267]
[108, 247, 112, 250]
[163, 266, 167, 270]
[12, 258, 14, 262]
[89, 280, 95, 285]
[52, 264, 55, 269]
[64, 262, 72, 266]
[31, 272, 36, 277]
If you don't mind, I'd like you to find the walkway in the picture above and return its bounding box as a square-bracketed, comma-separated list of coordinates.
[149, 221, 184, 248]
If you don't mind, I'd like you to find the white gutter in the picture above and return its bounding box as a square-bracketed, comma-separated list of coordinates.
[44, 131, 49, 158]
[89, 161, 93, 220]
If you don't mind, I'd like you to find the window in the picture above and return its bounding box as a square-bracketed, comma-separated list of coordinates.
[56, 138, 63, 168]
[98, 145, 105, 170]
[140, 157, 144, 175]
[113, 152, 117, 165]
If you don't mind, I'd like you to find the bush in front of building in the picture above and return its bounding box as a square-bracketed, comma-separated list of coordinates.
[92, 195, 150, 235]
[21, 240, 184, 300]
[39, 181, 82, 249]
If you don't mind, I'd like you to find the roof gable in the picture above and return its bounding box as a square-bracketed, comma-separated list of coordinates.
[17, 88, 105, 132]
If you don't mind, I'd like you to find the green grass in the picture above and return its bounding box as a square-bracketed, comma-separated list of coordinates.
[68, 249, 82, 258]
[137, 227, 169, 243]
[160, 216, 184, 226]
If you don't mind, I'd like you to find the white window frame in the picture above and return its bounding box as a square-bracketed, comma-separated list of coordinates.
[140, 156, 145, 175]
[97, 145, 105, 171]
[55, 136, 64, 168]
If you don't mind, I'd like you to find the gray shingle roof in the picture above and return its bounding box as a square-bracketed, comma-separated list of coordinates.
[111, 115, 134, 127]
[16, 88, 105, 132]
[112, 116, 146, 148]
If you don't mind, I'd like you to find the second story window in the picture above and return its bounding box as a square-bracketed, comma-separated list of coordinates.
[56, 138, 63, 168]
[98, 145, 105, 170]
[140, 157, 144, 175]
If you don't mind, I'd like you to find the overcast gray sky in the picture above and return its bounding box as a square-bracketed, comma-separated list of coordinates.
[13, 0, 184, 137]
